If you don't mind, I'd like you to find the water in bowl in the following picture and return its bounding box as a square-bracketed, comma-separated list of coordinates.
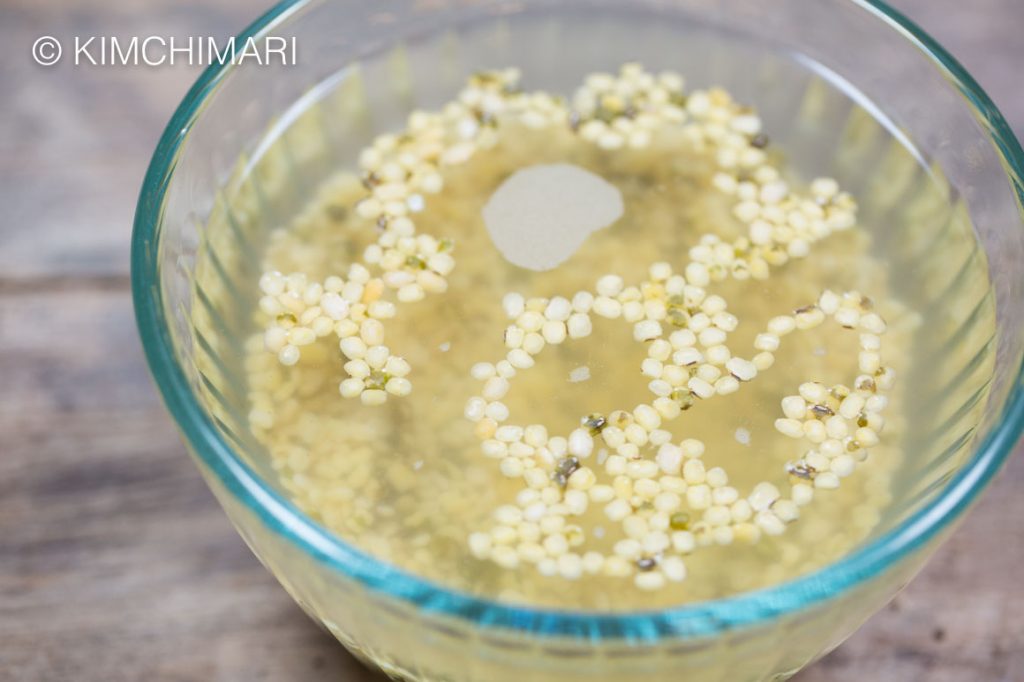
[190, 11, 995, 611]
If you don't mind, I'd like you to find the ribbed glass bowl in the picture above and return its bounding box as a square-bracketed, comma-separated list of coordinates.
[132, 1, 1024, 680]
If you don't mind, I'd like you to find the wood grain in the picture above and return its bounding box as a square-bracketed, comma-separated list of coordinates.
[1, 1, 1022, 680]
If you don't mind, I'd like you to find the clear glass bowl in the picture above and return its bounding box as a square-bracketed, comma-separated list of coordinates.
[132, 1, 1024, 680]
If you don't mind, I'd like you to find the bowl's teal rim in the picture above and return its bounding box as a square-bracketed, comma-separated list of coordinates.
[132, 0, 1024, 640]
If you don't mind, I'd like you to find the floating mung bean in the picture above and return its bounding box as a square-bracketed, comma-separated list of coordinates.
[582, 413, 607, 434]
[669, 512, 691, 530]
[810, 404, 835, 418]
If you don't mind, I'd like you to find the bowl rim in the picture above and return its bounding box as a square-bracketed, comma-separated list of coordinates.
[132, 0, 1024, 640]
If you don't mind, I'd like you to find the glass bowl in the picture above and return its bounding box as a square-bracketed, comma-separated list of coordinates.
[132, 1, 1024, 680]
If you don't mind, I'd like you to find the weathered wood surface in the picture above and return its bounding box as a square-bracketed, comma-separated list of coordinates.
[1, 1, 1022, 680]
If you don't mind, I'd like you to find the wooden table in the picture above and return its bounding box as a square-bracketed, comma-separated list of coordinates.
[2, 1, 1022, 680]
